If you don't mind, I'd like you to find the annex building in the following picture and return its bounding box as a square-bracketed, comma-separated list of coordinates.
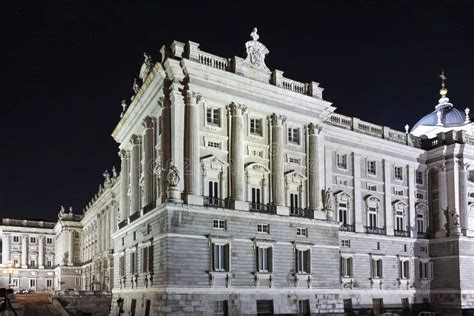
[1, 29, 474, 316]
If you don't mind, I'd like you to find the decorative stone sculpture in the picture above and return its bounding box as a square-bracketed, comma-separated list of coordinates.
[120, 99, 127, 117]
[323, 188, 333, 210]
[139, 52, 153, 81]
[112, 166, 118, 178]
[245, 27, 270, 71]
[167, 165, 180, 187]
[132, 78, 140, 94]
[103, 170, 111, 183]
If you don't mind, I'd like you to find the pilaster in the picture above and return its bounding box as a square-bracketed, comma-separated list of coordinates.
[119, 149, 130, 224]
[142, 117, 157, 208]
[130, 135, 142, 216]
[21, 235, 28, 268]
[353, 153, 363, 232]
[229, 103, 248, 211]
[408, 165, 416, 238]
[383, 160, 394, 236]
[437, 163, 448, 237]
[270, 113, 288, 216]
[38, 235, 44, 269]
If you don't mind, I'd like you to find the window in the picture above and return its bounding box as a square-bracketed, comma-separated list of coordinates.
[289, 157, 301, 164]
[214, 300, 229, 316]
[367, 160, 376, 175]
[130, 252, 137, 274]
[213, 219, 226, 230]
[74, 256, 79, 264]
[295, 248, 311, 273]
[395, 166, 403, 180]
[395, 189, 404, 196]
[30, 237, 36, 243]
[368, 184, 377, 191]
[119, 256, 125, 277]
[256, 300, 274, 315]
[207, 140, 222, 149]
[13, 259, 19, 267]
[208, 181, 220, 206]
[288, 127, 300, 144]
[420, 246, 428, 254]
[251, 187, 262, 209]
[296, 228, 308, 237]
[29, 279, 36, 288]
[395, 210, 405, 231]
[256, 247, 272, 272]
[371, 258, 383, 278]
[250, 117, 263, 136]
[13, 236, 19, 243]
[249, 147, 264, 158]
[416, 171, 424, 184]
[257, 224, 270, 234]
[336, 153, 347, 169]
[469, 170, 474, 182]
[11, 278, 19, 287]
[341, 257, 353, 278]
[419, 261, 433, 279]
[206, 107, 220, 126]
[417, 213, 425, 234]
[290, 193, 298, 210]
[46, 238, 53, 244]
[133, 232, 136, 241]
[211, 243, 229, 272]
[400, 260, 410, 279]
[74, 231, 79, 239]
[298, 300, 310, 316]
[343, 299, 353, 313]
[338, 202, 348, 225]
[341, 240, 351, 248]
[46, 260, 52, 268]
[368, 207, 377, 228]
[142, 245, 153, 273]
[121, 237, 125, 246]
[416, 192, 424, 199]
[30, 259, 36, 267]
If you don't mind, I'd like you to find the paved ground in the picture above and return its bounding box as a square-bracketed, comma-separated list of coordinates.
[15, 294, 55, 316]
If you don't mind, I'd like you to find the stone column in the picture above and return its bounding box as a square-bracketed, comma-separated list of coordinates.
[105, 210, 110, 250]
[229, 103, 248, 211]
[383, 160, 394, 236]
[184, 91, 202, 205]
[351, 153, 363, 232]
[143, 117, 156, 208]
[68, 231, 74, 266]
[270, 113, 288, 215]
[2, 235, 9, 266]
[118, 150, 130, 224]
[408, 165, 417, 237]
[307, 123, 322, 210]
[459, 162, 469, 234]
[21, 235, 28, 268]
[38, 236, 44, 268]
[130, 135, 141, 216]
[437, 164, 448, 237]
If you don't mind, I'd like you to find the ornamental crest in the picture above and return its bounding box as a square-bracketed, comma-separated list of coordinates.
[167, 165, 180, 187]
[245, 28, 270, 71]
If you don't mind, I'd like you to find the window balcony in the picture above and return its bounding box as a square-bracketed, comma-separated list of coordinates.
[143, 201, 156, 214]
[394, 230, 410, 238]
[118, 219, 127, 229]
[249, 202, 273, 213]
[290, 207, 313, 218]
[129, 211, 140, 223]
[204, 196, 226, 208]
[365, 226, 386, 235]
[417, 231, 428, 239]
[339, 224, 355, 232]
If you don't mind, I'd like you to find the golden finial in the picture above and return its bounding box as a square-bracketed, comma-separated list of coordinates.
[439, 70, 448, 96]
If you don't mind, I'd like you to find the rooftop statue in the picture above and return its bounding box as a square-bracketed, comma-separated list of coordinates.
[245, 27, 270, 71]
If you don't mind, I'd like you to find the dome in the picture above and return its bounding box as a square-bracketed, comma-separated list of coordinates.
[411, 105, 466, 131]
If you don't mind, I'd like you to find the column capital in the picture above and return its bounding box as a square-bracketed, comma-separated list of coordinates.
[185, 90, 201, 106]
[118, 149, 130, 159]
[306, 123, 323, 135]
[227, 102, 247, 116]
[142, 116, 156, 129]
[130, 134, 142, 145]
[269, 113, 287, 126]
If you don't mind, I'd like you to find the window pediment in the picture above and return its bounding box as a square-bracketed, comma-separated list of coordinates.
[334, 191, 352, 203]
[284, 170, 306, 184]
[201, 155, 229, 172]
[393, 200, 408, 210]
[365, 195, 381, 207]
[245, 162, 270, 174]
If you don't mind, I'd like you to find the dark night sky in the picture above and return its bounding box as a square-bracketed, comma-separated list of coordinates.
[0, 1, 472, 221]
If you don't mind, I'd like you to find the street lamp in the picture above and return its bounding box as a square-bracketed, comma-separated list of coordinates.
[7, 262, 16, 289]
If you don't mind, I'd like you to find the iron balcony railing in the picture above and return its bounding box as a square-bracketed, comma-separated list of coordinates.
[339, 224, 355, 232]
[289, 207, 313, 219]
[129, 212, 140, 223]
[118, 219, 127, 229]
[394, 230, 410, 237]
[249, 202, 273, 213]
[417, 231, 428, 239]
[203, 196, 227, 208]
[365, 226, 386, 235]
[143, 201, 156, 214]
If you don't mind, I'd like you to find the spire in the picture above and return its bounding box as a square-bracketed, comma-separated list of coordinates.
[439, 70, 448, 97]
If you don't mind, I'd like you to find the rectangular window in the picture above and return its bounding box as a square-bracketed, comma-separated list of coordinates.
[341, 239, 351, 247]
[46, 260, 52, 268]
[298, 300, 310, 315]
[29, 279, 36, 288]
[338, 203, 348, 225]
[469, 170, 474, 182]
[13, 236, 19, 243]
[250, 118, 263, 136]
[130, 252, 137, 274]
[214, 300, 229, 316]
[417, 214, 425, 234]
[288, 127, 300, 144]
[368, 207, 377, 228]
[336, 153, 347, 169]
[256, 247, 272, 272]
[343, 299, 353, 313]
[420, 246, 427, 254]
[74, 231, 79, 239]
[133, 232, 136, 241]
[207, 140, 222, 149]
[142, 245, 153, 273]
[256, 300, 274, 315]
[295, 249, 311, 273]
[46, 238, 53, 244]
[416, 171, 424, 184]
[208, 181, 220, 206]
[257, 224, 270, 234]
[290, 193, 298, 210]
[213, 219, 226, 230]
[395, 213, 404, 231]
[251, 187, 262, 209]
[419, 261, 433, 279]
[400, 260, 410, 279]
[211, 243, 229, 272]
[30, 237, 36, 243]
[416, 192, 424, 199]
[341, 257, 353, 277]
[395, 166, 404, 180]
[296, 227, 308, 237]
[368, 184, 377, 191]
[372, 258, 383, 278]
[30, 259, 36, 267]
[206, 108, 220, 126]
[289, 157, 301, 164]
[367, 160, 377, 175]
[119, 256, 125, 277]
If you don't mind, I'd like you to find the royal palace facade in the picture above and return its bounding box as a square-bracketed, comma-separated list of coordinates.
[1, 29, 474, 315]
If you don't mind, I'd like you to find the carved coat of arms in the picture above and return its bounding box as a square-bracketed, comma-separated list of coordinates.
[245, 28, 270, 71]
